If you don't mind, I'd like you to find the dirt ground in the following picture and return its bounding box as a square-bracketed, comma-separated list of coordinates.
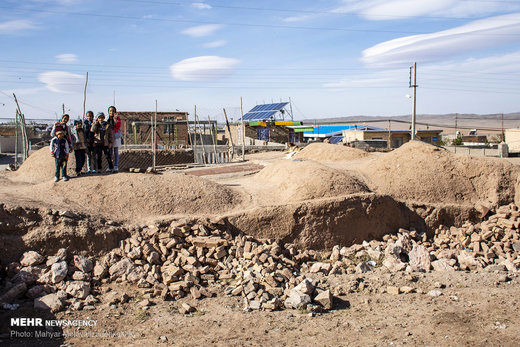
[2, 143, 520, 346]
[3, 270, 518, 346]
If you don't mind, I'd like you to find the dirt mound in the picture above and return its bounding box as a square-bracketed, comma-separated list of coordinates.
[5, 172, 243, 220]
[13, 147, 56, 182]
[255, 159, 370, 202]
[295, 143, 368, 162]
[361, 141, 520, 207]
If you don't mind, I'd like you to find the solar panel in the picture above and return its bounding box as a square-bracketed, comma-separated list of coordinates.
[243, 102, 289, 121]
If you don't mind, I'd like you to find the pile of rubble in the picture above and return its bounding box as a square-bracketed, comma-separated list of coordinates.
[1, 204, 519, 314]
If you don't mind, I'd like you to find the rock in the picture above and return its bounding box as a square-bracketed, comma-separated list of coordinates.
[74, 255, 93, 273]
[20, 251, 44, 267]
[309, 262, 332, 274]
[66, 281, 91, 299]
[408, 244, 431, 272]
[109, 258, 134, 277]
[314, 290, 333, 310]
[51, 261, 68, 283]
[284, 291, 311, 310]
[356, 261, 373, 273]
[387, 286, 401, 295]
[46, 248, 67, 266]
[26, 285, 46, 299]
[431, 259, 455, 272]
[0, 283, 27, 303]
[400, 286, 415, 294]
[427, 290, 442, 297]
[93, 262, 108, 278]
[293, 279, 314, 295]
[498, 274, 510, 282]
[34, 294, 64, 312]
[457, 251, 479, 270]
[180, 303, 195, 314]
[396, 234, 413, 253]
[249, 300, 262, 310]
[383, 256, 406, 272]
[330, 246, 341, 262]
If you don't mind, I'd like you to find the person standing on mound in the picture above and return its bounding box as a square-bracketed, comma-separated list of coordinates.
[72, 120, 87, 176]
[91, 112, 114, 173]
[84, 111, 96, 174]
[51, 114, 73, 147]
[107, 106, 121, 172]
[50, 130, 70, 182]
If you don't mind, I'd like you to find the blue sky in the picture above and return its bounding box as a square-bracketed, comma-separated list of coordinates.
[1, 0, 520, 122]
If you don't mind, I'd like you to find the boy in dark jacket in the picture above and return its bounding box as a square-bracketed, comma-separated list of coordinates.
[91, 112, 113, 173]
[84, 111, 95, 173]
[50, 130, 70, 182]
[72, 120, 87, 176]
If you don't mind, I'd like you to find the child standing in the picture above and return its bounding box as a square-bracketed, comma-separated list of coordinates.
[84, 111, 95, 174]
[72, 120, 87, 176]
[108, 106, 121, 172]
[50, 130, 70, 182]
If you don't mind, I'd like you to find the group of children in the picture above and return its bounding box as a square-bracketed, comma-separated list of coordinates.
[50, 106, 122, 182]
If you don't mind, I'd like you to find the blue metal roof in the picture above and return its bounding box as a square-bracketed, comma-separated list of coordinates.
[303, 125, 383, 137]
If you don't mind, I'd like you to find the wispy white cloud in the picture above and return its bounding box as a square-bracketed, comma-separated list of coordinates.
[181, 24, 222, 37]
[202, 40, 227, 48]
[38, 71, 85, 93]
[333, 0, 520, 20]
[192, 2, 212, 10]
[0, 20, 37, 34]
[170, 56, 240, 81]
[362, 13, 520, 67]
[55, 53, 78, 63]
[283, 14, 315, 23]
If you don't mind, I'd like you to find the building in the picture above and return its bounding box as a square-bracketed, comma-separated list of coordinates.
[118, 111, 189, 147]
[225, 102, 303, 145]
[505, 128, 520, 153]
[342, 126, 443, 148]
[301, 125, 361, 142]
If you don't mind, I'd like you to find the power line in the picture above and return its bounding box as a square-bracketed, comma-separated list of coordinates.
[1, 6, 520, 37]
[119, 0, 520, 21]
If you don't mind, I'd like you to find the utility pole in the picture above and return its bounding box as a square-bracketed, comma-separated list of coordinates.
[454, 113, 458, 153]
[240, 97, 245, 161]
[409, 62, 418, 140]
[14, 111, 18, 169]
[153, 100, 157, 170]
[82, 72, 88, 121]
[501, 113, 504, 142]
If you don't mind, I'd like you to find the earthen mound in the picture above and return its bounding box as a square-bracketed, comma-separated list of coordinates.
[13, 147, 55, 182]
[361, 141, 519, 207]
[294, 142, 368, 162]
[255, 159, 370, 202]
[7, 172, 243, 219]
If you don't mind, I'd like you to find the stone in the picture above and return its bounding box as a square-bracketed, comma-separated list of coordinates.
[0, 283, 27, 303]
[249, 300, 262, 310]
[109, 258, 134, 277]
[34, 294, 64, 313]
[66, 281, 91, 299]
[180, 303, 195, 314]
[139, 299, 154, 307]
[190, 286, 202, 299]
[74, 255, 93, 273]
[127, 247, 142, 260]
[431, 259, 455, 272]
[284, 291, 311, 310]
[72, 271, 90, 281]
[293, 279, 314, 295]
[408, 244, 431, 272]
[46, 248, 67, 266]
[356, 261, 373, 273]
[383, 256, 406, 272]
[309, 262, 332, 274]
[498, 274, 510, 282]
[147, 251, 161, 265]
[51, 261, 68, 283]
[387, 286, 401, 295]
[427, 290, 443, 297]
[26, 285, 46, 299]
[93, 263, 108, 278]
[20, 251, 44, 267]
[400, 286, 415, 294]
[457, 251, 479, 270]
[330, 246, 341, 262]
[314, 290, 333, 310]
